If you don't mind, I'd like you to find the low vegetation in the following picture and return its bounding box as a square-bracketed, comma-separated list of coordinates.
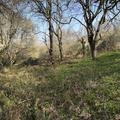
[0, 0, 120, 119]
[0, 51, 120, 120]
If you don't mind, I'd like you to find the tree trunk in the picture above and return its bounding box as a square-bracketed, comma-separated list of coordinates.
[58, 37, 63, 61]
[48, 0, 54, 64]
[88, 36, 96, 60]
[81, 38, 86, 57]
[48, 20, 54, 64]
[56, 0, 63, 61]
[82, 44, 85, 57]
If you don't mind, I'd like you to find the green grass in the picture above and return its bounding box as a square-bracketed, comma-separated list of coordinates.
[0, 51, 120, 120]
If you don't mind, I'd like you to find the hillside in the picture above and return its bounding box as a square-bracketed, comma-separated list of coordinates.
[0, 52, 120, 120]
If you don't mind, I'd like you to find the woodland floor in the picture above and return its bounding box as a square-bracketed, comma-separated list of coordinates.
[0, 51, 120, 120]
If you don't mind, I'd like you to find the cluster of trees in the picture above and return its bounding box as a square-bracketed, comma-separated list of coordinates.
[0, 0, 120, 65]
[0, 0, 38, 67]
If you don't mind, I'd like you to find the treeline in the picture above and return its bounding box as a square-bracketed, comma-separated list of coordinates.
[0, 0, 120, 66]
[0, 0, 37, 67]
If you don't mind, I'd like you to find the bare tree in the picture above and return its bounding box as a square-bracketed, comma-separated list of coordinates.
[55, 0, 120, 60]
[53, 0, 63, 61]
[0, 1, 37, 66]
[78, 0, 120, 59]
[32, 0, 54, 64]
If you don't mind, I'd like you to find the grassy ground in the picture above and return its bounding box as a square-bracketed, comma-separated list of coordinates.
[0, 52, 120, 120]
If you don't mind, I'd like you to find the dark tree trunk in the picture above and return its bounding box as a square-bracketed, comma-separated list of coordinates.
[48, 0, 54, 64]
[88, 35, 96, 60]
[48, 20, 54, 64]
[58, 38, 63, 61]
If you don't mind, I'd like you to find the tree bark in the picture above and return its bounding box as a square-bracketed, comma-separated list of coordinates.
[48, 0, 54, 64]
[81, 38, 86, 57]
[48, 20, 54, 64]
[88, 35, 96, 60]
[56, 0, 63, 61]
[58, 37, 63, 61]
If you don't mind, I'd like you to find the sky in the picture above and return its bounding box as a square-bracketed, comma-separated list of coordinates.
[26, 14, 85, 44]
[21, 0, 86, 44]
[22, 0, 120, 44]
